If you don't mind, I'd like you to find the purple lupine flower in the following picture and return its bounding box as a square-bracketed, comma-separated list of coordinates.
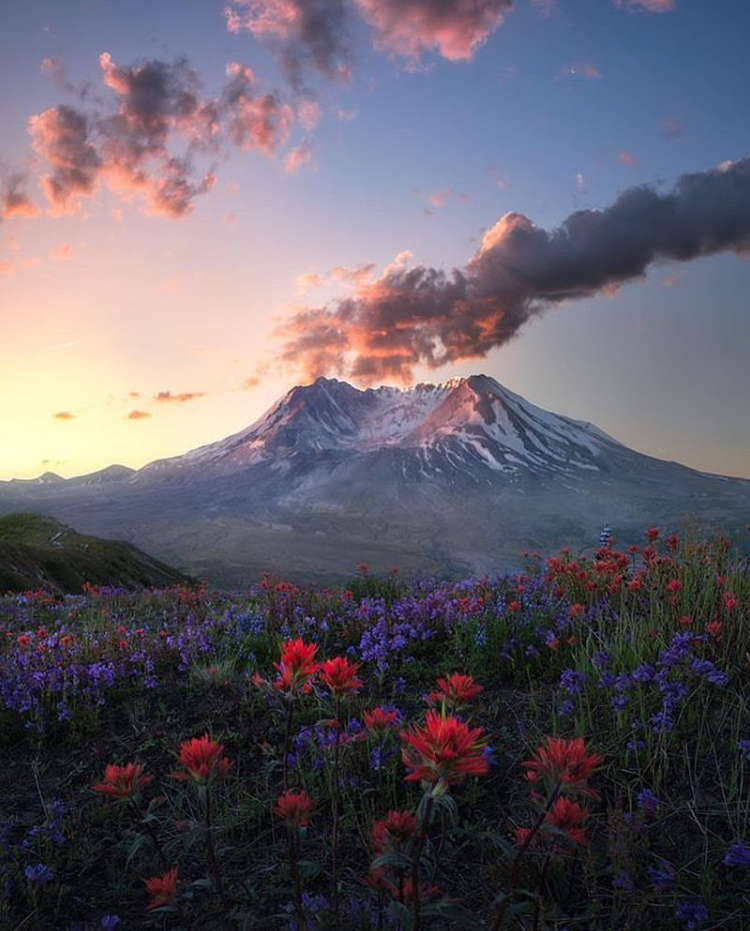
[674, 899, 709, 929]
[637, 788, 659, 816]
[723, 843, 750, 867]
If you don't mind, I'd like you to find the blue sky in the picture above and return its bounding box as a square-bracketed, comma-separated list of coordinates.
[1, 0, 748, 479]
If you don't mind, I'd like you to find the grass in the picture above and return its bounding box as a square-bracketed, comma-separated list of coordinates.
[0, 528, 748, 930]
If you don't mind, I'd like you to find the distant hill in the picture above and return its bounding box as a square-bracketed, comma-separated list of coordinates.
[0, 513, 192, 594]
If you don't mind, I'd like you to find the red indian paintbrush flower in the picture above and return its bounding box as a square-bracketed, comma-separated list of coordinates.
[170, 734, 231, 784]
[319, 656, 362, 695]
[273, 637, 319, 693]
[363, 706, 400, 734]
[427, 672, 483, 707]
[92, 762, 153, 800]
[370, 810, 418, 853]
[144, 867, 179, 911]
[544, 796, 588, 844]
[400, 709, 489, 790]
[523, 736, 602, 798]
[275, 789, 314, 827]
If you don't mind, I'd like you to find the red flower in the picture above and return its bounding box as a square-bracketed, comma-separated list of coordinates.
[358, 562, 370, 576]
[706, 619, 723, 638]
[723, 593, 739, 611]
[646, 527, 660, 542]
[427, 672, 483, 707]
[370, 810, 418, 853]
[275, 790, 314, 827]
[627, 579, 642, 592]
[93, 762, 153, 800]
[523, 737, 602, 798]
[678, 616, 693, 628]
[363, 706, 400, 734]
[666, 579, 682, 593]
[400, 710, 489, 789]
[60, 635, 72, 648]
[507, 600, 521, 613]
[171, 734, 231, 783]
[568, 603, 585, 618]
[17, 634, 30, 648]
[144, 867, 179, 911]
[544, 796, 588, 844]
[273, 638, 319, 693]
[319, 656, 362, 695]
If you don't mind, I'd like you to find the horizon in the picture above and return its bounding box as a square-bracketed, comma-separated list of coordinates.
[2, 1, 749, 480]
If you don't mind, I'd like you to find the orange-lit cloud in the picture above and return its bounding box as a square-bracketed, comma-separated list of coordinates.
[53, 411, 76, 420]
[278, 156, 750, 384]
[662, 276, 676, 287]
[50, 243, 74, 260]
[619, 150, 637, 166]
[154, 390, 206, 403]
[127, 409, 151, 420]
[28, 106, 101, 215]
[0, 261, 13, 275]
[241, 376, 260, 389]
[1, 173, 40, 219]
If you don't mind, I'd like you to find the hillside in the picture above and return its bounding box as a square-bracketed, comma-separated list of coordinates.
[0, 513, 192, 593]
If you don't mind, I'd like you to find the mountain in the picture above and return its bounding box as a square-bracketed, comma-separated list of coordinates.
[1, 376, 748, 583]
[0, 513, 192, 594]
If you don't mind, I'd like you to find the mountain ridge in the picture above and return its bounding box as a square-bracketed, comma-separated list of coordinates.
[1, 375, 747, 583]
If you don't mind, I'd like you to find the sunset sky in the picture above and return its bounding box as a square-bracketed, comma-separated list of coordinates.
[1, 0, 749, 481]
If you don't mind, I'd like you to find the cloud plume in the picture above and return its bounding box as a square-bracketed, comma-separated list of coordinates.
[279, 157, 750, 384]
[29, 106, 102, 215]
[1, 172, 40, 219]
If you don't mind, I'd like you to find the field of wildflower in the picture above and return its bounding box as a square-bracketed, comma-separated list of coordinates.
[1, 527, 749, 931]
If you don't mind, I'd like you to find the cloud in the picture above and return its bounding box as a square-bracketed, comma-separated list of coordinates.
[619, 150, 637, 167]
[284, 137, 315, 173]
[661, 115, 686, 140]
[52, 411, 75, 420]
[662, 276, 676, 287]
[224, 0, 353, 89]
[354, 0, 512, 62]
[278, 156, 750, 383]
[126, 409, 151, 420]
[50, 243, 74, 260]
[616, 0, 676, 12]
[1, 173, 40, 219]
[0, 261, 13, 275]
[557, 62, 602, 80]
[154, 390, 206, 403]
[241, 375, 260, 389]
[28, 106, 102, 215]
[222, 61, 295, 153]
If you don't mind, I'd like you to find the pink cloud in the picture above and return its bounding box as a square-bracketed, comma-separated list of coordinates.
[0, 261, 12, 275]
[223, 62, 294, 154]
[53, 411, 75, 420]
[354, 0, 512, 62]
[616, 0, 676, 12]
[662, 276, 676, 287]
[50, 243, 74, 260]
[558, 62, 602, 80]
[284, 138, 315, 174]
[28, 106, 102, 215]
[224, 0, 353, 87]
[127, 409, 151, 420]
[619, 150, 637, 166]
[661, 115, 686, 140]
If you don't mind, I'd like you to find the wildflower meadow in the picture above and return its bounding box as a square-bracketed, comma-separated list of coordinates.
[1, 528, 749, 930]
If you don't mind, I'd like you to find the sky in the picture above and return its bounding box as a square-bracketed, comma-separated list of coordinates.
[1, 0, 749, 481]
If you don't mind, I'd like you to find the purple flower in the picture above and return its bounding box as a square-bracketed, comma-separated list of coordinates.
[637, 788, 659, 816]
[675, 899, 709, 929]
[24, 863, 54, 885]
[613, 870, 635, 891]
[101, 918, 121, 931]
[737, 738, 750, 760]
[723, 843, 750, 867]
[647, 860, 675, 891]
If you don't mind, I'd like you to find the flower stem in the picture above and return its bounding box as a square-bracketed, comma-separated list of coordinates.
[331, 697, 342, 931]
[411, 793, 434, 931]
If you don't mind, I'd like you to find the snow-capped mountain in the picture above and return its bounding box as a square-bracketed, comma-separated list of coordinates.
[1, 375, 747, 583]
[136, 374, 622, 484]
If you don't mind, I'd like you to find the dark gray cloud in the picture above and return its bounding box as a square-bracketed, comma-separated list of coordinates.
[280, 157, 750, 383]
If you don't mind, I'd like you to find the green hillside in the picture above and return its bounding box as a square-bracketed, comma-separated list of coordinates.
[0, 513, 192, 593]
